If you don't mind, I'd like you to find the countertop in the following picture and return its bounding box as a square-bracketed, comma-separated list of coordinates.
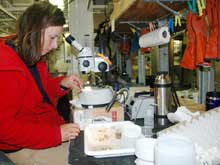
[68, 131, 136, 165]
[67, 98, 206, 165]
[67, 117, 172, 165]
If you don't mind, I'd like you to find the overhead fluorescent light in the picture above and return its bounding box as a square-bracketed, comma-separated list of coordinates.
[49, 0, 64, 10]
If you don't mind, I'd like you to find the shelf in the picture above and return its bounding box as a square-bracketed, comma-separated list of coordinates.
[110, 0, 188, 33]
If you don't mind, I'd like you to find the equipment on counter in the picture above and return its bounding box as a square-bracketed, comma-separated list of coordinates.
[70, 86, 127, 130]
[125, 86, 154, 120]
[64, 34, 110, 73]
[70, 103, 124, 130]
[70, 86, 125, 130]
[105, 88, 129, 112]
[126, 95, 154, 120]
[78, 86, 114, 108]
[72, 85, 129, 109]
[64, 30, 128, 126]
[154, 72, 172, 127]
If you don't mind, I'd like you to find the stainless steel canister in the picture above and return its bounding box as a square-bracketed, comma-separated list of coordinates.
[154, 72, 172, 126]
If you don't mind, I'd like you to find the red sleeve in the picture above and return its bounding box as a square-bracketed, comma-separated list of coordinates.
[47, 73, 70, 97]
[37, 62, 70, 99]
[0, 72, 62, 150]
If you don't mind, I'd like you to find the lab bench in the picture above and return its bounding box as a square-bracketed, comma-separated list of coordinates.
[68, 131, 136, 165]
[67, 116, 171, 165]
[67, 98, 206, 165]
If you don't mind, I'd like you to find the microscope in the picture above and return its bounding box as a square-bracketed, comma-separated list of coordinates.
[64, 33, 114, 108]
[64, 34, 110, 73]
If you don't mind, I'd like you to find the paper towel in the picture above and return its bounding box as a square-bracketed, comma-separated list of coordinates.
[139, 26, 170, 48]
[167, 106, 200, 123]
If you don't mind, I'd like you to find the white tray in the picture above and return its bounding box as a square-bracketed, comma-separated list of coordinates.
[84, 121, 141, 158]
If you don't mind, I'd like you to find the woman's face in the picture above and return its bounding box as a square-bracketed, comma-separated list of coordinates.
[41, 26, 63, 56]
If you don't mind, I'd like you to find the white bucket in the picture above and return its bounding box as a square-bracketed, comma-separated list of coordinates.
[155, 134, 196, 165]
[121, 124, 141, 148]
[135, 138, 156, 162]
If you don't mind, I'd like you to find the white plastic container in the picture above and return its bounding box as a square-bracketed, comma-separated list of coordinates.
[135, 138, 156, 162]
[144, 108, 154, 127]
[143, 107, 154, 138]
[121, 124, 141, 148]
[84, 121, 141, 158]
[155, 134, 196, 165]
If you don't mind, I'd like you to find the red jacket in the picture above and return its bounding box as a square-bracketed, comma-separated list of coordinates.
[0, 43, 69, 150]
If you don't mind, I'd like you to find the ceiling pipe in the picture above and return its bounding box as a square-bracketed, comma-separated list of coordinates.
[0, 4, 17, 20]
[155, 0, 180, 16]
[87, 0, 92, 10]
[144, 0, 188, 1]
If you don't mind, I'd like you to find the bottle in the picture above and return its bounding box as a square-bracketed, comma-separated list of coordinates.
[144, 108, 154, 128]
[142, 108, 154, 138]
[154, 72, 172, 126]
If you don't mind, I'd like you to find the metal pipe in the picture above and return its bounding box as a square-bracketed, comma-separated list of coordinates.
[155, 0, 180, 16]
[119, 13, 172, 27]
[87, 0, 92, 10]
[144, 0, 188, 1]
[0, 4, 16, 20]
[127, 23, 141, 31]
[171, 29, 185, 38]
[119, 21, 148, 24]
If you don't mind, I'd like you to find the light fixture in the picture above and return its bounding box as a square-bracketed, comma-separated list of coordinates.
[49, 0, 64, 10]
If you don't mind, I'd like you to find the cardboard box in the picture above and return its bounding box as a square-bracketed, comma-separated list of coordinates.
[71, 104, 124, 130]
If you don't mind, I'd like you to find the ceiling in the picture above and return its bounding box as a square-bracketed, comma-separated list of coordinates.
[0, 0, 111, 36]
[0, 0, 34, 35]
[0, 0, 188, 37]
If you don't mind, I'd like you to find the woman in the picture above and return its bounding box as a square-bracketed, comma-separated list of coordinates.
[0, 1, 81, 164]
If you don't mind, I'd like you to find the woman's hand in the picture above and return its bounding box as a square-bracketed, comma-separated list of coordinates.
[60, 123, 80, 142]
[60, 74, 83, 91]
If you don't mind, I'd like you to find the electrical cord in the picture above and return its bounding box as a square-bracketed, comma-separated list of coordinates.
[117, 88, 129, 104]
[105, 88, 129, 112]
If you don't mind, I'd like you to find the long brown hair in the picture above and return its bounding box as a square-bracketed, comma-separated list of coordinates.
[15, 1, 65, 66]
